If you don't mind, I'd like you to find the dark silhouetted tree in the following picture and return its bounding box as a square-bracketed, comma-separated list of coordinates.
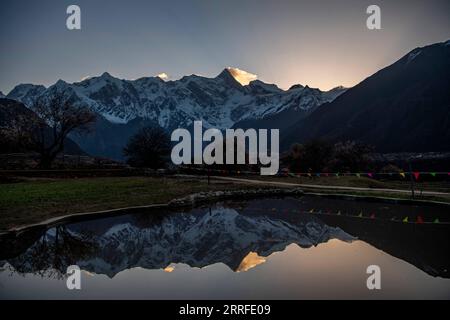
[287, 140, 333, 172]
[1, 93, 96, 168]
[123, 126, 171, 168]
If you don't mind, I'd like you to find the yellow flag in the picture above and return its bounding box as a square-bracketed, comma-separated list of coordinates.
[399, 172, 406, 178]
[403, 217, 408, 223]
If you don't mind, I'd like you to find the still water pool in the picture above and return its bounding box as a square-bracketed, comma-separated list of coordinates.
[1, 196, 449, 299]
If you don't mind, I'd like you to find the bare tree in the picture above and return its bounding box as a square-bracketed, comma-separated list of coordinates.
[2, 93, 96, 168]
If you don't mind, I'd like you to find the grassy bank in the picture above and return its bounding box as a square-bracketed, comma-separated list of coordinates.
[0, 176, 255, 231]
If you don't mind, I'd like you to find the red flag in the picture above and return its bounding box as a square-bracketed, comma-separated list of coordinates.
[413, 172, 420, 180]
[370, 213, 375, 219]
[416, 216, 424, 224]
[368, 173, 373, 178]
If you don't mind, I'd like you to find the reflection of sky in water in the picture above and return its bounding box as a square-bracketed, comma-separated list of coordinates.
[1, 241, 450, 299]
[0, 196, 449, 299]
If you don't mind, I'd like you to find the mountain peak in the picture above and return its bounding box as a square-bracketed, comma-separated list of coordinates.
[100, 72, 114, 79]
[216, 68, 244, 89]
[216, 68, 236, 80]
[288, 84, 305, 91]
[54, 79, 69, 88]
[218, 67, 258, 86]
[248, 80, 282, 94]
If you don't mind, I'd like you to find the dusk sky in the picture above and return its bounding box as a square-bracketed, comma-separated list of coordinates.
[1, 0, 449, 93]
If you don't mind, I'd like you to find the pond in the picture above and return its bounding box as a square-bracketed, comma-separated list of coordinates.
[0, 196, 449, 299]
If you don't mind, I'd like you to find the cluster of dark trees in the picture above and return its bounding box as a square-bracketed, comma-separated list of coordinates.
[122, 129, 256, 172]
[123, 126, 171, 169]
[283, 140, 374, 173]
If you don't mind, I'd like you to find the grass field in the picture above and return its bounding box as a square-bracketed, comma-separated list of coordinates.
[0, 176, 253, 231]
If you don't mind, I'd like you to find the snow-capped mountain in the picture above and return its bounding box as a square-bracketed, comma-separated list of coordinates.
[7, 69, 345, 130]
[0, 91, 5, 98]
[5, 68, 345, 159]
[3, 200, 354, 277]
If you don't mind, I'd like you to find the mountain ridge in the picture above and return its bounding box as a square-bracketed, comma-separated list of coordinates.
[6, 68, 346, 159]
[6, 68, 346, 129]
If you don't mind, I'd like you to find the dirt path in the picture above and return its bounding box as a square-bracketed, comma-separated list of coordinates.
[213, 176, 450, 196]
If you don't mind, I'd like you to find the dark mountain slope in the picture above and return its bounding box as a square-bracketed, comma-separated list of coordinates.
[282, 40, 450, 152]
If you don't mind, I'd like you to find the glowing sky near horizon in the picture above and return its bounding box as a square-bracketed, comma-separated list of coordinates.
[0, 0, 449, 93]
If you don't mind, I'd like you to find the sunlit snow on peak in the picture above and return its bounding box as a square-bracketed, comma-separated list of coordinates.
[226, 67, 257, 85]
[157, 72, 169, 80]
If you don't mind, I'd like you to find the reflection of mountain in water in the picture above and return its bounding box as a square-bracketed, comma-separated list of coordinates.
[1, 199, 354, 277]
[3, 197, 448, 279]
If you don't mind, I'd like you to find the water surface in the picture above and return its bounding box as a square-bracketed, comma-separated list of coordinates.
[1, 196, 449, 299]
